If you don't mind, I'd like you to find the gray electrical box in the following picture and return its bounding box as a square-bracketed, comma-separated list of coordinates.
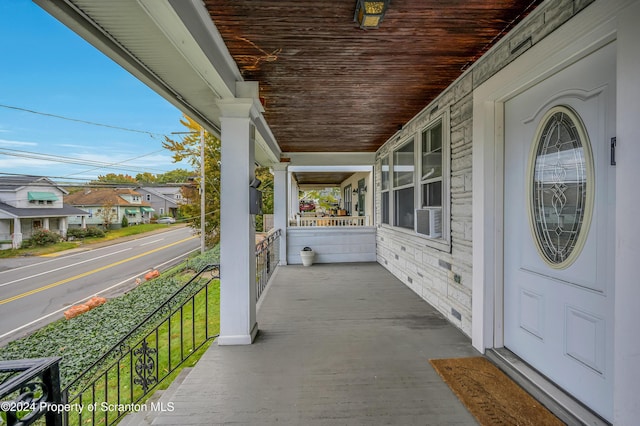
[250, 187, 262, 215]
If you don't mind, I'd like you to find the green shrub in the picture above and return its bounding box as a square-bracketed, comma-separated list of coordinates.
[121, 215, 129, 228]
[186, 245, 220, 272]
[66, 228, 86, 239]
[84, 227, 105, 238]
[66, 227, 106, 240]
[21, 229, 61, 248]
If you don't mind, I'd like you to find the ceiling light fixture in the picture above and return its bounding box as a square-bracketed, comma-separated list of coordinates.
[354, 0, 390, 29]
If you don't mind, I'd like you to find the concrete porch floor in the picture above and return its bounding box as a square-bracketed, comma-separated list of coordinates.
[149, 262, 481, 425]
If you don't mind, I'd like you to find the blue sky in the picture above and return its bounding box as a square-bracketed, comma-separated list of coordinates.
[0, 1, 189, 183]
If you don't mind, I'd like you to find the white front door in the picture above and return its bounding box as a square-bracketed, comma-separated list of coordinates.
[504, 41, 616, 420]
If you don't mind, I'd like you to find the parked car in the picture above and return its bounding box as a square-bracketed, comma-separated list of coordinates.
[299, 200, 315, 212]
[157, 216, 176, 224]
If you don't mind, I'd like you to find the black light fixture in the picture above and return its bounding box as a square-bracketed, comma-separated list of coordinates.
[353, 186, 368, 195]
[354, 0, 390, 29]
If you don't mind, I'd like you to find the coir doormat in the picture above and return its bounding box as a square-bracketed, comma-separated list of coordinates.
[429, 357, 565, 426]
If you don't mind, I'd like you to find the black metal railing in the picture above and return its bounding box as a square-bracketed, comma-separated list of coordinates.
[60, 264, 220, 426]
[0, 357, 62, 426]
[256, 228, 281, 302]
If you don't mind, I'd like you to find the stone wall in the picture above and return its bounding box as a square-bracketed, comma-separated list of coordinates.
[375, 0, 596, 338]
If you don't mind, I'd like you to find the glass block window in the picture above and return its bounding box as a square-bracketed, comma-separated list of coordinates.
[530, 106, 592, 267]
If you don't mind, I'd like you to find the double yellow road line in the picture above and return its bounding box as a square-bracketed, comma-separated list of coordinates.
[0, 236, 195, 306]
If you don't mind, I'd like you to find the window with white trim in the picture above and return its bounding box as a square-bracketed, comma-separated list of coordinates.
[344, 184, 352, 215]
[379, 113, 450, 248]
[381, 156, 389, 224]
[419, 119, 443, 236]
[393, 138, 415, 230]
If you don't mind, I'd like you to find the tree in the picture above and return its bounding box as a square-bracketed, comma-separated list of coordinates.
[135, 172, 157, 184]
[91, 173, 137, 185]
[163, 116, 221, 247]
[99, 201, 117, 230]
[255, 167, 274, 231]
[301, 188, 340, 211]
[157, 168, 192, 183]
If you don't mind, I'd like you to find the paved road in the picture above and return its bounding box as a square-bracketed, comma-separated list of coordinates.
[0, 226, 199, 346]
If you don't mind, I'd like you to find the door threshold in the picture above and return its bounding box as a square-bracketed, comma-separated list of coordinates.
[486, 348, 610, 426]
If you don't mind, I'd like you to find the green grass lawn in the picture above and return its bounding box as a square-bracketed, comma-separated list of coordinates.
[0, 261, 219, 426]
[65, 279, 219, 426]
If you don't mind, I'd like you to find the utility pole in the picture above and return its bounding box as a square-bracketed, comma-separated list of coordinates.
[199, 127, 205, 254]
[171, 128, 207, 254]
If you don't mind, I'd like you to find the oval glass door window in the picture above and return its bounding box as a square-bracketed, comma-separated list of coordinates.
[528, 105, 594, 268]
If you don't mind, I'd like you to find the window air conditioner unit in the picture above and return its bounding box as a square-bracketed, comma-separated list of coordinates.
[415, 207, 442, 238]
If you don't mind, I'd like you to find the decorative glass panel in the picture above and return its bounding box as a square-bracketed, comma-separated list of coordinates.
[530, 106, 592, 267]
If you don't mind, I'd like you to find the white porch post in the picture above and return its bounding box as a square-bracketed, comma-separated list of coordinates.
[217, 83, 262, 346]
[272, 164, 288, 265]
[12, 218, 22, 249]
[60, 217, 67, 238]
[43, 218, 50, 231]
[81, 215, 87, 229]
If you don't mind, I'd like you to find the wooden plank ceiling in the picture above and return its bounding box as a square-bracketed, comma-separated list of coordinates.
[205, 0, 542, 154]
[293, 171, 355, 186]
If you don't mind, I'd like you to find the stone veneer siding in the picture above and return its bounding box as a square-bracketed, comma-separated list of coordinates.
[374, 0, 596, 338]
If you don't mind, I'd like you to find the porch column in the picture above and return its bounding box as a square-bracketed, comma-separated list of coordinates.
[12, 218, 22, 249]
[59, 217, 67, 239]
[217, 83, 263, 345]
[290, 172, 300, 216]
[81, 215, 87, 229]
[271, 163, 288, 265]
[43, 218, 50, 231]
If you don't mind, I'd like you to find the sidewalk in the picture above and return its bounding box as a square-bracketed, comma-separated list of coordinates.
[40, 223, 189, 257]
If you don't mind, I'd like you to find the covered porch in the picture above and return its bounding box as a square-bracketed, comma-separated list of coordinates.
[27, 0, 640, 423]
[127, 262, 481, 425]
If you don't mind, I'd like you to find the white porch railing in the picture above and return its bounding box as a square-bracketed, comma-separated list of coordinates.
[293, 215, 370, 227]
[286, 226, 376, 264]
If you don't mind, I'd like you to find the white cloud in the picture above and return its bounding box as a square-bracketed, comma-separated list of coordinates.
[0, 138, 38, 147]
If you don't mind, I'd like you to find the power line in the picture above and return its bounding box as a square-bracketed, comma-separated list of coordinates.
[0, 147, 170, 175]
[0, 103, 166, 137]
[62, 149, 168, 178]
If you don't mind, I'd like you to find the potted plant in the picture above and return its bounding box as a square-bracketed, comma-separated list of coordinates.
[300, 246, 315, 266]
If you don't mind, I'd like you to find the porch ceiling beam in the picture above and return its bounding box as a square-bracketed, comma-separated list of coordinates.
[288, 166, 372, 173]
[285, 152, 376, 166]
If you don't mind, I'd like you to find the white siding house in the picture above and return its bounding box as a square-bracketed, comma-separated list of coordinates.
[0, 175, 88, 249]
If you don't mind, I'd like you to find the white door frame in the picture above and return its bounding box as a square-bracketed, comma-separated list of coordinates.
[472, 0, 620, 353]
[472, 0, 640, 423]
